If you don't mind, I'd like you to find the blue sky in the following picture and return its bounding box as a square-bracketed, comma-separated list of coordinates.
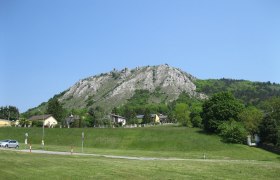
[1, 0, 280, 112]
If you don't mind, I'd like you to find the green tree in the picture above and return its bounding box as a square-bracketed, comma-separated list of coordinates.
[142, 108, 152, 124]
[112, 107, 121, 115]
[46, 98, 66, 122]
[262, 97, 280, 124]
[88, 106, 106, 127]
[218, 120, 247, 144]
[190, 103, 203, 128]
[0, 106, 19, 120]
[202, 92, 244, 133]
[167, 110, 176, 123]
[123, 106, 136, 124]
[238, 106, 263, 135]
[259, 97, 280, 146]
[175, 103, 191, 127]
[259, 114, 278, 145]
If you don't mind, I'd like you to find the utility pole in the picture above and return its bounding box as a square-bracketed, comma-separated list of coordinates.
[42, 114, 45, 149]
[39, 109, 45, 149]
[82, 131, 84, 153]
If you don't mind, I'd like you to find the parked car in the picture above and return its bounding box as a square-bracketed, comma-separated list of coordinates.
[0, 140, 19, 148]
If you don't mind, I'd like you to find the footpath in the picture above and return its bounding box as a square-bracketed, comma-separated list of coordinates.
[0, 148, 267, 164]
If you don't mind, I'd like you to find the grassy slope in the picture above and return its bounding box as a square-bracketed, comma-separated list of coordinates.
[0, 150, 280, 180]
[0, 126, 279, 161]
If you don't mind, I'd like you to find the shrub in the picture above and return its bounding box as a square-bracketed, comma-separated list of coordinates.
[32, 121, 43, 127]
[218, 120, 247, 144]
[191, 115, 202, 128]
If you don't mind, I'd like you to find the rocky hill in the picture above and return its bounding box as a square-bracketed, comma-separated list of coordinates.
[24, 64, 280, 116]
[57, 65, 207, 111]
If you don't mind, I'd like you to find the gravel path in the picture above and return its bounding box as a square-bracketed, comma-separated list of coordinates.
[0, 148, 269, 164]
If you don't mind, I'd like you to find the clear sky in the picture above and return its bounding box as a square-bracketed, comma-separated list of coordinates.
[1, 0, 280, 112]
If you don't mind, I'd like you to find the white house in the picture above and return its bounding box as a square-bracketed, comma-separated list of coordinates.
[0, 119, 11, 127]
[29, 115, 58, 128]
[110, 114, 126, 126]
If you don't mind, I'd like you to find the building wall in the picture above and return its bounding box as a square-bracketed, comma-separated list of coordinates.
[44, 117, 58, 127]
[0, 120, 11, 127]
[154, 115, 160, 123]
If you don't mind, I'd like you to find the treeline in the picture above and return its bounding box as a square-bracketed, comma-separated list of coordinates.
[196, 79, 280, 106]
[201, 92, 280, 147]
[0, 106, 19, 120]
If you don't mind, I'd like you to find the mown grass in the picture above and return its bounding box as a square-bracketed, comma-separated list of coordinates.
[0, 126, 279, 161]
[0, 150, 279, 180]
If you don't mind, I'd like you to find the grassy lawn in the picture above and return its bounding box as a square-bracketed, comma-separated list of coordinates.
[0, 126, 280, 179]
[0, 150, 279, 180]
[0, 126, 279, 161]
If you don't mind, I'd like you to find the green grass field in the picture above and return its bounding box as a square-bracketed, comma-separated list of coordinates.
[0, 126, 280, 179]
[0, 150, 280, 179]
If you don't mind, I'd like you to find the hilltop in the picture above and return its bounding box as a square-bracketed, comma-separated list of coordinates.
[55, 64, 206, 111]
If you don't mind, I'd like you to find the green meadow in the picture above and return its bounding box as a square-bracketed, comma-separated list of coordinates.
[0, 150, 280, 180]
[0, 126, 280, 179]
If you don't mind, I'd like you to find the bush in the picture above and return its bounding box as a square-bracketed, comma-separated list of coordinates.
[191, 115, 202, 128]
[218, 120, 247, 144]
[32, 121, 43, 127]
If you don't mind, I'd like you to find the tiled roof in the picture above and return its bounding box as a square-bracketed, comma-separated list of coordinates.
[28, 115, 52, 121]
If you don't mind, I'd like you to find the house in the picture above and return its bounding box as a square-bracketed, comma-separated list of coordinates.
[159, 114, 168, 123]
[136, 114, 161, 123]
[29, 115, 58, 128]
[110, 114, 126, 126]
[0, 119, 11, 127]
[65, 114, 80, 128]
[136, 115, 144, 119]
[151, 114, 160, 123]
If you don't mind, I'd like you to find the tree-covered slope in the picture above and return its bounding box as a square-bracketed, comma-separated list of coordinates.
[195, 78, 280, 106]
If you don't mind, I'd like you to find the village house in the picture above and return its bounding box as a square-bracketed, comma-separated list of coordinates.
[65, 114, 80, 128]
[136, 114, 163, 124]
[151, 114, 160, 123]
[0, 119, 11, 127]
[110, 114, 126, 126]
[159, 114, 168, 123]
[29, 114, 58, 128]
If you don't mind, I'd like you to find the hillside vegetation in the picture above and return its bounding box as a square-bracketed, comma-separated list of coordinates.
[196, 78, 280, 106]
